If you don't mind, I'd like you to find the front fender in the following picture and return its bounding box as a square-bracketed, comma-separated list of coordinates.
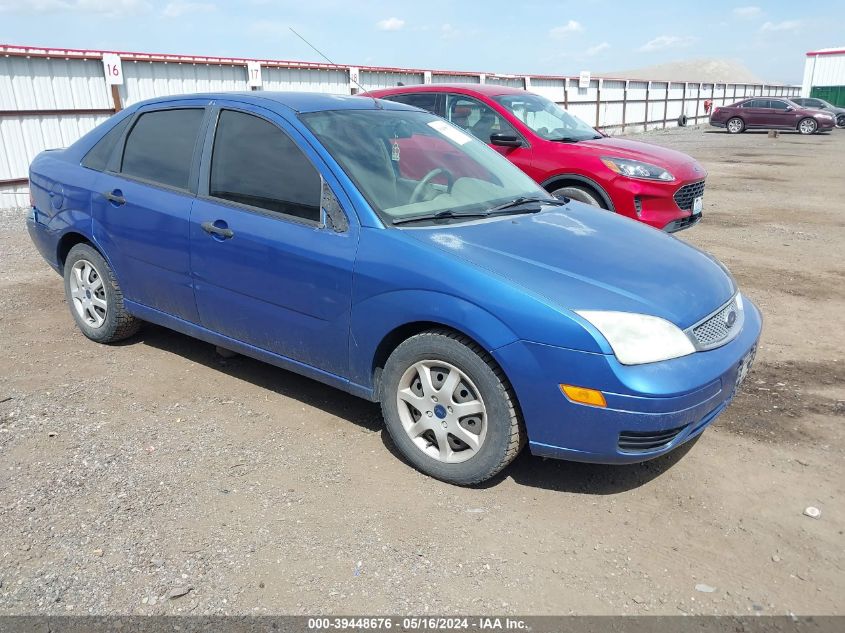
[348, 289, 519, 389]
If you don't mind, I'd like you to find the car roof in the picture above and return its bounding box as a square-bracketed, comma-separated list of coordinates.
[129, 91, 418, 114]
[364, 83, 528, 97]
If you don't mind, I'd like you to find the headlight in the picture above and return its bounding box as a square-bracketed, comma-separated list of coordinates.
[601, 157, 674, 181]
[575, 311, 696, 365]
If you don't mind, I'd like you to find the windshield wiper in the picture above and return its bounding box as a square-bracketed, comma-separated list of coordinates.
[549, 135, 602, 142]
[392, 197, 567, 225]
[392, 209, 490, 225]
[486, 196, 568, 213]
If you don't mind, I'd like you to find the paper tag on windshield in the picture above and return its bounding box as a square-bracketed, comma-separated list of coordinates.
[391, 141, 400, 161]
[428, 120, 472, 145]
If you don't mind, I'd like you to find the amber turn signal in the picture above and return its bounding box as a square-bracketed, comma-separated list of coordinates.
[560, 384, 607, 408]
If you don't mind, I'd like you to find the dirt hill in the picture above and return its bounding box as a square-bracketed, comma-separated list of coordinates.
[606, 58, 764, 83]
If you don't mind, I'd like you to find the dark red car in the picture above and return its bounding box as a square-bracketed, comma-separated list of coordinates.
[363, 84, 707, 232]
[709, 97, 836, 134]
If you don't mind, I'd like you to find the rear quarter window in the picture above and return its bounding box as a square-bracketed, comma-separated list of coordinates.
[81, 116, 131, 172]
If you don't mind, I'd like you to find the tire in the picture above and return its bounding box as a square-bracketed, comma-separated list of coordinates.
[550, 185, 604, 208]
[798, 118, 817, 135]
[380, 329, 524, 485]
[835, 114, 845, 129]
[726, 117, 744, 134]
[63, 243, 140, 343]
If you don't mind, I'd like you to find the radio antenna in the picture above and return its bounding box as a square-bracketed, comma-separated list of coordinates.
[289, 27, 381, 108]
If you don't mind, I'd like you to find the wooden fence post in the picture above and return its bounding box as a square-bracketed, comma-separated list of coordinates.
[621, 80, 628, 134]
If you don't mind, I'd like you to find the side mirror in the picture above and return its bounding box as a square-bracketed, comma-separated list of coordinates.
[489, 133, 523, 148]
[785, 106, 794, 112]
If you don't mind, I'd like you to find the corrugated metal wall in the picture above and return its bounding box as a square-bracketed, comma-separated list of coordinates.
[802, 52, 845, 97]
[0, 44, 801, 209]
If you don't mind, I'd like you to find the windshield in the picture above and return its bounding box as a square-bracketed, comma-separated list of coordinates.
[300, 109, 545, 224]
[493, 93, 601, 142]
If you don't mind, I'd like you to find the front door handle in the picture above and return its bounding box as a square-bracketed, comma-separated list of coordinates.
[101, 190, 126, 206]
[201, 221, 234, 239]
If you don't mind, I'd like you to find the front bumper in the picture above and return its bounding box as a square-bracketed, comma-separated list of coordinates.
[493, 298, 762, 464]
[607, 176, 706, 233]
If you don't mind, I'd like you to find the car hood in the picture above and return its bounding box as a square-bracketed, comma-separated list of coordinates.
[567, 136, 704, 172]
[404, 204, 735, 328]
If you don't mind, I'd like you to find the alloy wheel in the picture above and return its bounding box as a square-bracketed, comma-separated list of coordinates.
[727, 118, 743, 133]
[799, 119, 817, 134]
[69, 259, 107, 328]
[396, 360, 487, 463]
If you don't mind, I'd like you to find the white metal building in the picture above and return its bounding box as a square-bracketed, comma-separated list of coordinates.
[801, 47, 845, 105]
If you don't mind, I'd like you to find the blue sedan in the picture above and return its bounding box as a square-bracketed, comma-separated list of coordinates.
[27, 92, 761, 485]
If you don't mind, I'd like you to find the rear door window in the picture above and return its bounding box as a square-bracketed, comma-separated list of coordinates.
[121, 108, 205, 189]
[209, 109, 322, 222]
[382, 93, 442, 116]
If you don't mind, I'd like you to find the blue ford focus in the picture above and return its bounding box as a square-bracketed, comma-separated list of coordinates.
[27, 92, 760, 485]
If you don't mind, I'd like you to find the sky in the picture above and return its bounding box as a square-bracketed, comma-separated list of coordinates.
[1, 0, 842, 84]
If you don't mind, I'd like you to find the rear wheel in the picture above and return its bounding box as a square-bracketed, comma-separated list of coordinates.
[726, 117, 744, 134]
[550, 185, 604, 208]
[63, 243, 140, 343]
[380, 329, 524, 485]
[798, 118, 817, 135]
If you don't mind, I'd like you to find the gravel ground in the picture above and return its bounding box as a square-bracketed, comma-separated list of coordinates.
[0, 126, 843, 616]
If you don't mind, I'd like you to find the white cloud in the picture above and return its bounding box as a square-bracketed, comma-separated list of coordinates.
[638, 35, 697, 52]
[440, 23, 459, 40]
[586, 42, 610, 56]
[0, 0, 151, 15]
[549, 20, 584, 37]
[163, 2, 216, 18]
[760, 20, 801, 32]
[732, 6, 761, 18]
[376, 17, 405, 31]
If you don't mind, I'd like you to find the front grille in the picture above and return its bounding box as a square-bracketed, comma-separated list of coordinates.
[663, 213, 701, 233]
[618, 424, 687, 452]
[688, 295, 744, 350]
[673, 180, 705, 211]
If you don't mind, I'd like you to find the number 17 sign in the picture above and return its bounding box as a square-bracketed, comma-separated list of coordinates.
[102, 53, 124, 85]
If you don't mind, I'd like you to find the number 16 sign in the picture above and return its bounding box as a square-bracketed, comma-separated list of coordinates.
[102, 53, 124, 86]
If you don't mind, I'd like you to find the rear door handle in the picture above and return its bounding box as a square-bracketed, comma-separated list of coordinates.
[101, 190, 126, 205]
[201, 221, 234, 239]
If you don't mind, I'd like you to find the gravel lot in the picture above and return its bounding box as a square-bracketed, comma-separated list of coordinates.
[0, 125, 843, 616]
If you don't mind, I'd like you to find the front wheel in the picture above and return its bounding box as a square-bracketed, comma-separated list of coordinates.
[835, 114, 845, 129]
[380, 330, 524, 485]
[63, 243, 140, 343]
[726, 117, 745, 134]
[798, 118, 818, 135]
[550, 185, 604, 208]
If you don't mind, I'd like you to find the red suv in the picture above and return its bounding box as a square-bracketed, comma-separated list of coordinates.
[364, 84, 707, 232]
